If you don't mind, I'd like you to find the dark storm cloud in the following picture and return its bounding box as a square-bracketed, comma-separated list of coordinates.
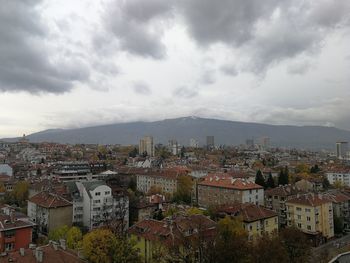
[133, 82, 152, 95]
[105, 0, 173, 59]
[173, 86, 198, 99]
[0, 0, 89, 94]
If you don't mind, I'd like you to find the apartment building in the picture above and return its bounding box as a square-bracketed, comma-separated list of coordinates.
[136, 171, 178, 195]
[286, 193, 334, 245]
[326, 170, 350, 187]
[265, 185, 302, 227]
[217, 203, 278, 241]
[139, 136, 155, 157]
[197, 175, 264, 208]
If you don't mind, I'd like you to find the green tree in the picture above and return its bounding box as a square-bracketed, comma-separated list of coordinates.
[278, 167, 289, 185]
[0, 182, 5, 193]
[83, 229, 141, 263]
[48, 225, 69, 241]
[173, 175, 193, 204]
[255, 170, 266, 188]
[128, 148, 138, 158]
[66, 226, 83, 250]
[266, 172, 275, 188]
[322, 177, 330, 189]
[12, 181, 29, 205]
[334, 215, 344, 234]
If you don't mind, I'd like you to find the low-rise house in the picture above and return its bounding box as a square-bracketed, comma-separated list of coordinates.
[265, 185, 303, 227]
[286, 193, 334, 245]
[0, 213, 34, 252]
[295, 178, 323, 192]
[128, 214, 216, 263]
[197, 175, 264, 207]
[216, 203, 278, 241]
[27, 192, 72, 235]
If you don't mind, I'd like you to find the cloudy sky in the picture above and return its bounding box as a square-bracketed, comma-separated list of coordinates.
[1, 0, 350, 137]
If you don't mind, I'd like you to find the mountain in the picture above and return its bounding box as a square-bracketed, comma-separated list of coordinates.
[2, 117, 350, 150]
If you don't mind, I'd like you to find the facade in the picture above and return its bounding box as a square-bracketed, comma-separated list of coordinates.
[286, 193, 334, 244]
[136, 171, 178, 195]
[265, 185, 302, 227]
[217, 203, 278, 241]
[139, 136, 155, 157]
[0, 164, 13, 177]
[325, 191, 350, 230]
[129, 215, 216, 263]
[0, 214, 34, 252]
[326, 170, 350, 187]
[197, 176, 264, 207]
[206, 136, 214, 149]
[336, 141, 348, 159]
[27, 192, 73, 235]
[189, 138, 199, 148]
[295, 178, 323, 192]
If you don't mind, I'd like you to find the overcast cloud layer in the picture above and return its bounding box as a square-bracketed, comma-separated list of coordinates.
[0, 0, 350, 137]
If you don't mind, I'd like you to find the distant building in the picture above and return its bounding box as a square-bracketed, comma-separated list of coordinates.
[259, 137, 270, 151]
[168, 139, 180, 155]
[245, 139, 254, 149]
[336, 141, 348, 159]
[136, 171, 178, 195]
[206, 136, 214, 149]
[0, 164, 13, 177]
[139, 136, 155, 157]
[326, 170, 350, 187]
[190, 138, 199, 148]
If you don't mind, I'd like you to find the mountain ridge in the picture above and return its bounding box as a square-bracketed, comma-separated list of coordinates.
[1, 116, 348, 150]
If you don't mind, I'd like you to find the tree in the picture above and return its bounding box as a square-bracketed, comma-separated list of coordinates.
[0, 182, 5, 193]
[279, 227, 311, 263]
[48, 225, 69, 241]
[322, 177, 330, 189]
[82, 229, 141, 263]
[173, 175, 193, 204]
[266, 172, 275, 188]
[255, 170, 266, 188]
[250, 233, 288, 263]
[12, 181, 29, 205]
[128, 148, 138, 158]
[278, 167, 289, 185]
[66, 226, 82, 250]
[334, 215, 344, 234]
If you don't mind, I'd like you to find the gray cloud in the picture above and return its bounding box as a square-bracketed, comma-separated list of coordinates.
[287, 61, 311, 75]
[220, 64, 238, 76]
[133, 82, 152, 95]
[173, 86, 198, 98]
[104, 0, 173, 59]
[0, 0, 89, 94]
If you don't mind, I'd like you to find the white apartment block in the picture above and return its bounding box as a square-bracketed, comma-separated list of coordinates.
[136, 172, 178, 194]
[326, 171, 350, 187]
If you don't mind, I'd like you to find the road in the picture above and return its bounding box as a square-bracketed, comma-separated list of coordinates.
[312, 234, 350, 262]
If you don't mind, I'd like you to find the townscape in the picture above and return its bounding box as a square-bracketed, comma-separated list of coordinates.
[1, 135, 350, 262]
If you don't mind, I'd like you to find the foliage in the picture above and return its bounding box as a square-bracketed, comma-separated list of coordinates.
[48, 225, 69, 241]
[334, 215, 344, 234]
[322, 177, 330, 189]
[310, 165, 320, 173]
[147, 185, 163, 195]
[186, 207, 204, 215]
[83, 229, 141, 263]
[12, 181, 29, 205]
[128, 148, 138, 158]
[266, 172, 275, 188]
[278, 167, 289, 185]
[0, 182, 5, 193]
[279, 227, 311, 263]
[128, 177, 137, 192]
[173, 175, 193, 204]
[255, 170, 266, 188]
[333, 180, 344, 189]
[66, 226, 83, 250]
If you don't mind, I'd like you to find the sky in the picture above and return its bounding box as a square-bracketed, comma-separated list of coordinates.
[1, 0, 350, 138]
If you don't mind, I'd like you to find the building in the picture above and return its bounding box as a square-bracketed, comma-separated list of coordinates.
[189, 138, 199, 148]
[286, 193, 334, 245]
[128, 215, 216, 263]
[27, 192, 73, 235]
[197, 175, 264, 208]
[206, 136, 214, 149]
[168, 139, 180, 155]
[265, 185, 302, 227]
[325, 191, 350, 230]
[326, 170, 350, 187]
[216, 203, 278, 241]
[136, 170, 178, 195]
[259, 137, 270, 151]
[139, 136, 155, 157]
[0, 214, 34, 252]
[294, 178, 323, 192]
[0, 164, 13, 177]
[336, 141, 348, 159]
[1, 241, 85, 262]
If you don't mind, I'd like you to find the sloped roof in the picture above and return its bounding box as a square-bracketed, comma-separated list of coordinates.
[29, 192, 72, 208]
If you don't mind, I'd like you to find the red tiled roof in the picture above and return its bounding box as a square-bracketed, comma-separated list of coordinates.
[217, 203, 278, 222]
[265, 185, 303, 197]
[28, 192, 72, 208]
[198, 176, 263, 190]
[286, 193, 332, 207]
[0, 214, 33, 231]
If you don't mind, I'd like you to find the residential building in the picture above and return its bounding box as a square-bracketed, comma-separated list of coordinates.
[128, 215, 216, 263]
[336, 141, 348, 159]
[325, 191, 350, 230]
[139, 136, 155, 157]
[295, 178, 323, 192]
[0, 164, 13, 177]
[206, 136, 214, 149]
[326, 170, 350, 187]
[286, 193, 334, 245]
[136, 170, 178, 195]
[197, 175, 264, 207]
[216, 203, 278, 241]
[0, 214, 34, 252]
[27, 192, 73, 235]
[265, 185, 303, 227]
[189, 138, 199, 148]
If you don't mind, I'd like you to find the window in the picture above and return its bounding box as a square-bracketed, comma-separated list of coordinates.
[297, 223, 301, 228]
[297, 215, 301, 220]
[105, 191, 110, 195]
[305, 208, 311, 213]
[296, 207, 302, 211]
[307, 216, 311, 221]
[5, 243, 14, 251]
[94, 200, 101, 204]
[307, 225, 311, 230]
[95, 192, 101, 196]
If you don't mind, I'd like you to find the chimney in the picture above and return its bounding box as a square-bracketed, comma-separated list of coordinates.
[35, 248, 43, 263]
[59, 239, 66, 250]
[19, 248, 25, 256]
